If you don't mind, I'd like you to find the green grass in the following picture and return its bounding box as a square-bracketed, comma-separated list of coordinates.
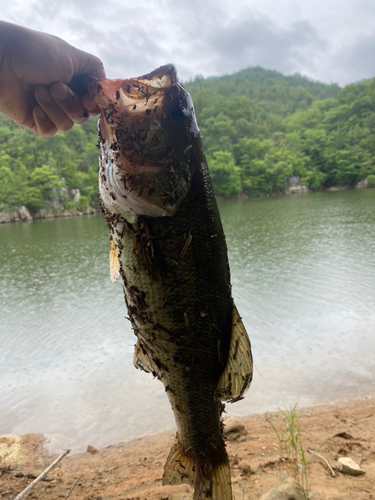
[267, 403, 324, 499]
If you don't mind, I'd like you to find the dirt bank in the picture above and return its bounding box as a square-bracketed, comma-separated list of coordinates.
[1, 398, 374, 499]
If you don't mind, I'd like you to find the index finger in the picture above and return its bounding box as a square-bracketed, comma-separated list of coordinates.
[66, 75, 102, 115]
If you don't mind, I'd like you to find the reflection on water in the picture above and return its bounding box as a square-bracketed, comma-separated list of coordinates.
[1, 190, 375, 453]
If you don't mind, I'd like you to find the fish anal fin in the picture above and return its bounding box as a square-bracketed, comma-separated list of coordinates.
[162, 434, 196, 487]
[133, 341, 159, 376]
[163, 435, 232, 500]
[109, 237, 120, 282]
[215, 302, 253, 402]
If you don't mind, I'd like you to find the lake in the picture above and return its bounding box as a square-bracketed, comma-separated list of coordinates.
[1, 189, 374, 453]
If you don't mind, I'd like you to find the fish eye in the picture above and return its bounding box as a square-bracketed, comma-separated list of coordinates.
[170, 107, 188, 124]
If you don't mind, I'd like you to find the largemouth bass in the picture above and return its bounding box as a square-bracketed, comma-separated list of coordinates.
[90, 65, 253, 500]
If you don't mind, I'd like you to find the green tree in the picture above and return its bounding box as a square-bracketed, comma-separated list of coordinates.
[208, 151, 242, 196]
[0, 163, 15, 206]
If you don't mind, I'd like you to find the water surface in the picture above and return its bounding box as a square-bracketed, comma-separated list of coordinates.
[1, 190, 374, 452]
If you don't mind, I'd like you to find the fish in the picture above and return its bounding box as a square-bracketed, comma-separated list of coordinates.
[90, 65, 253, 500]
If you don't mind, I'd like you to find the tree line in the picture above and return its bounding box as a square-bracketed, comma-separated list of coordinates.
[0, 115, 98, 213]
[1, 66, 375, 214]
[184, 66, 375, 197]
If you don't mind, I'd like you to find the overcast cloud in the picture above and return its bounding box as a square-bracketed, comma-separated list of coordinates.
[1, 0, 375, 86]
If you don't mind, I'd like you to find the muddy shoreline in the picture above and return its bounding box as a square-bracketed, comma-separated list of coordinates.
[1, 398, 374, 499]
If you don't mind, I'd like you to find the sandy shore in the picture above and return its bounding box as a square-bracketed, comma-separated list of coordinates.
[1, 398, 374, 500]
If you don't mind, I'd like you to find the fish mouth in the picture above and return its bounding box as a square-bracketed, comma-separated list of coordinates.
[90, 65, 192, 175]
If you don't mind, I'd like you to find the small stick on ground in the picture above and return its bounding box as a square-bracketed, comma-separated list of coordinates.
[14, 449, 70, 500]
[63, 474, 83, 500]
[308, 449, 336, 477]
[98, 464, 123, 474]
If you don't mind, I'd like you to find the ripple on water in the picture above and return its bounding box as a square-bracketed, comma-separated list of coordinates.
[1, 190, 375, 451]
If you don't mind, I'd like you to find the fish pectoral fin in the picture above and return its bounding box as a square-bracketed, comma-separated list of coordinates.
[109, 237, 120, 283]
[133, 341, 160, 376]
[215, 302, 253, 402]
[163, 435, 232, 500]
[162, 434, 196, 487]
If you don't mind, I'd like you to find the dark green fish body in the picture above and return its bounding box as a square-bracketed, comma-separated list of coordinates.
[91, 66, 252, 500]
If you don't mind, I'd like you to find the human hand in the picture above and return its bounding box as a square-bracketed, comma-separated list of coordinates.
[0, 21, 106, 136]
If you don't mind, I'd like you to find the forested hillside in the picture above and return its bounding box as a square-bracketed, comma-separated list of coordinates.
[1, 66, 375, 215]
[184, 67, 375, 196]
[0, 115, 98, 214]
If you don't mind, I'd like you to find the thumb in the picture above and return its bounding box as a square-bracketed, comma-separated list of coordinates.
[70, 47, 106, 80]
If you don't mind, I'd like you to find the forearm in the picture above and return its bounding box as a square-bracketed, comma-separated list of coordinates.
[0, 22, 23, 121]
[0, 21, 15, 74]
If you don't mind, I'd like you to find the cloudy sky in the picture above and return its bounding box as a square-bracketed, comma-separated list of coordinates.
[2, 0, 375, 86]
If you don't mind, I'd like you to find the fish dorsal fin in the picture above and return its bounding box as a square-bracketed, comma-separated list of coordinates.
[215, 303, 253, 402]
[109, 237, 120, 282]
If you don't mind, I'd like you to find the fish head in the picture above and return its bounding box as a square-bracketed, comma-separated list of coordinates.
[90, 65, 199, 219]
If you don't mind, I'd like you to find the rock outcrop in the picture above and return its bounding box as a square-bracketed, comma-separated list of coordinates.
[0, 206, 32, 223]
[0, 204, 96, 224]
[285, 176, 310, 195]
[33, 206, 97, 220]
[355, 179, 368, 189]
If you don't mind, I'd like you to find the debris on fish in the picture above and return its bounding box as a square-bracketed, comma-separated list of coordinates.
[90, 65, 253, 500]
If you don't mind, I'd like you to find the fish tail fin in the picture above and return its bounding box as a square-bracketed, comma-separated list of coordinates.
[162, 435, 232, 500]
[193, 455, 232, 500]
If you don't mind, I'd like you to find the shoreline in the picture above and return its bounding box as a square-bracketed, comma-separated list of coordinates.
[0, 206, 99, 225]
[1, 397, 374, 499]
[1, 184, 373, 225]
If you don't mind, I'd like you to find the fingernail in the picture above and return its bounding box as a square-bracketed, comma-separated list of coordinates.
[35, 86, 52, 104]
[50, 83, 68, 101]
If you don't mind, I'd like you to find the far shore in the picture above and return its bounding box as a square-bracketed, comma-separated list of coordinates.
[1, 183, 374, 225]
[0, 206, 99, 225]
